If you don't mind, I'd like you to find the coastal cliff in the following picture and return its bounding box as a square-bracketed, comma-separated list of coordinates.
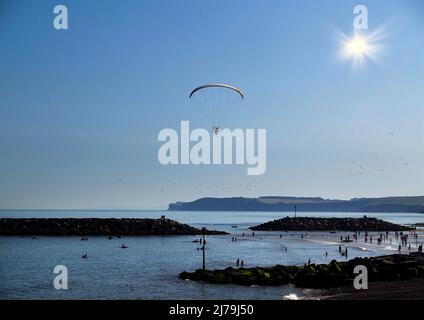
[168, 196, 424, 213]
[0, 218, 226, 236]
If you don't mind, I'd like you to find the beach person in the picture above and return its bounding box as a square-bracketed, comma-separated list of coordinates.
[241, 260, 244, 267]
[339, 245, 342, 253]
[325, 251, 328, 257]
[398, 244, 402, 252]
[308, 259, 311, 265]
[252, 232, 255, 237]
[236, 258, 240, 267]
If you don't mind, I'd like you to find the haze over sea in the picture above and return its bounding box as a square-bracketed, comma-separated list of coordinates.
[0, 210, 422, 299]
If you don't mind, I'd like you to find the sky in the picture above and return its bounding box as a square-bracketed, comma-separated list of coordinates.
[0, 0, 423, 209]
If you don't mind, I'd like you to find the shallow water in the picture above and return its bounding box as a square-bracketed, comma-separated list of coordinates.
[0, 210, 422, 299]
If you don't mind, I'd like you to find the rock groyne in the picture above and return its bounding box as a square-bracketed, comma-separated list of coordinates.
[180, 252, 424, 288]
[249, 216, 412, 232]
[0, 218, 227, 236]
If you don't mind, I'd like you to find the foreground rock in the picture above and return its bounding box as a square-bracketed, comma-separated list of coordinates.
[179, 252, 424, 288]
[0, 218, 226, 236]
[250, 216, 412, 232]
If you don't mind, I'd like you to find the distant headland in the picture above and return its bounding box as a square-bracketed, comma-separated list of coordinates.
[168, 196, 424, 213]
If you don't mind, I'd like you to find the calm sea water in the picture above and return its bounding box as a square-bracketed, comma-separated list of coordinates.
[0, 210, 423, 300]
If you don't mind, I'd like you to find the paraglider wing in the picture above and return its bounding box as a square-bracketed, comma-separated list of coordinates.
[189, 84, 244, 99]
[188, 83, 245, 133]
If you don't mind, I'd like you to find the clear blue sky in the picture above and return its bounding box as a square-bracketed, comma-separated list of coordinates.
[0, 0, 423, 209]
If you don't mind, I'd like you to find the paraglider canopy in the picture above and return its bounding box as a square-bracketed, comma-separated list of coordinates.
[189, 83, 244, 134]
[189, 84, 244, 99]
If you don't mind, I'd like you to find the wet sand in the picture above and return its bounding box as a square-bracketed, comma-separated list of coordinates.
[307, 278, 424, 300]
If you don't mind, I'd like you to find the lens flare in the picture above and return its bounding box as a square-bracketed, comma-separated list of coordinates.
[336, 27, 385, 69]
[346, 36, 369, 56]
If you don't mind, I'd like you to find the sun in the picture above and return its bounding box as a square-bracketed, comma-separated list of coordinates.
[336, 27, 385, 69]
[346, 36, 369, 57]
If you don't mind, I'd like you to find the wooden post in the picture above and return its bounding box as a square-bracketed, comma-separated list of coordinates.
[202, 228, 206, 271]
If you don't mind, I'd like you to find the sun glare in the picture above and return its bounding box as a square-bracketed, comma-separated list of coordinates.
[336, 27, 385, 69]
[346, 36, 368, 56]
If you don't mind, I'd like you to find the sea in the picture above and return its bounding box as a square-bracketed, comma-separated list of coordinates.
[0, 210, 423, 300]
